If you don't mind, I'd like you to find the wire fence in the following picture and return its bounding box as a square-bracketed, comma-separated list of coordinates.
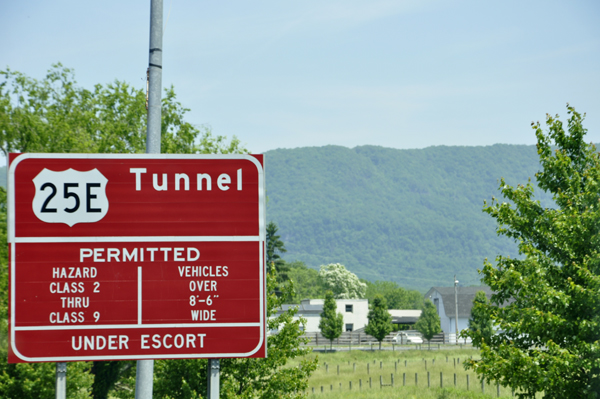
[300, 331, 471, 350]
[307, 356, 518, 398]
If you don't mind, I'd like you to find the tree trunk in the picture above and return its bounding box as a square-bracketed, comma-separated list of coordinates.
[91, 361, 122, 399]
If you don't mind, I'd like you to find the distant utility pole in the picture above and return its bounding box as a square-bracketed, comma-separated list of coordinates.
[454, 275, 459, 344]
[135, 0, 162, 398]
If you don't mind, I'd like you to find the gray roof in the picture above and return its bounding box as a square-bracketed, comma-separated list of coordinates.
[278, 303, 323, 315]
[425, 286, 493, 318]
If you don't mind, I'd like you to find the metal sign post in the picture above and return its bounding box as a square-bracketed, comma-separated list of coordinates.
[55, 362, 66, 399]
[207, 359, 220, 399]
[137, 0, 163, 396]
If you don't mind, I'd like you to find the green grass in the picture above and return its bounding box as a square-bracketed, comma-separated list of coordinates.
[291, 348, 525, 398]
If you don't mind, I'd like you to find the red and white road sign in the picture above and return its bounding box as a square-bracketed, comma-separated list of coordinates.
[8, 153, 266, 363]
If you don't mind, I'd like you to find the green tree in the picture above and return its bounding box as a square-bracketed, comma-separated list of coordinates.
[286, 261, 327, 303]
[414, 299, 441, 350]
[0, 64, 245, 399]
[0, 64, 243, 156]
[319, 291, 343, 350]
[463, 106, 600, 398]
[364, 280, 423, 309]
[364, 295, 393, 350]
[318, 263, 366, 299]
[266, 221, 289, 281]
[465, 290, 494, 348]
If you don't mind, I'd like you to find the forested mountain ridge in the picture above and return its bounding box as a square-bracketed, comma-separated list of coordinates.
[264, 144, 555, 292]
[0, 144, 554, 292]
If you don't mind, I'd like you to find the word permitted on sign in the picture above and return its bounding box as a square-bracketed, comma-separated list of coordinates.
[8, 154, 266, 363]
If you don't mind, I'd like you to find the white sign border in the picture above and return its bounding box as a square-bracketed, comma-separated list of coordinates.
[8, 153, 266, 362]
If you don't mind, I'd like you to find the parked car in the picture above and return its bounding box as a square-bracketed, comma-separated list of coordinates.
[392, 331, 424, 344]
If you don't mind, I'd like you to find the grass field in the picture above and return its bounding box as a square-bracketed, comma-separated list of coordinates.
[291, 346, 527, 399]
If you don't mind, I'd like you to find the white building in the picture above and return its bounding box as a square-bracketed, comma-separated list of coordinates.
[277, 298, 369, 333]
[425, 286, 492, 336]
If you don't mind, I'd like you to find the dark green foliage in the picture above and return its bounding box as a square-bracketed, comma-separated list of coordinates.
[266, 221, 289, 281]
[319, 291, 343, 349]
[466, 291, 493, 348]
[364, 295, 393, 350]
[90, 362, 122, 399]
[153, 359, 206, 399]
[286, 261, 327, 302]
[364, 280, 423, 309]
[463, 107, 600, 398]
[415, 299, 442, 349]
[265, 144, 555, 291]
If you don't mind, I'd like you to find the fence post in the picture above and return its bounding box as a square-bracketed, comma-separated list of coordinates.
[454, 373, 456, 387]
[415, 373, 418, 386]
[367, 363, 370, 374]
[353, 363, 356, 372]
[379, 375, 382, 389]
[391, 374, 394, 387]
[325, 364, 328, 373]
[369, 377, 372, 388]
[359, 379, 362, 390]
[380, 361, 382, 369]
[405, 360, 407, 367]
[425, 359, 427, 370]
[403, 373, 406, 386]
[395, 361, 397, 373]
[467, 374, 470, 391]
[349, 381, 352, 390]
[337, 365, 339, 375]
[440, 371, 443, 388]
[427, 371, 430, 388]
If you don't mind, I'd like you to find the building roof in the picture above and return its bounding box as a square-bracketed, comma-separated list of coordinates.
[388, 309, 422, 324]
[425, 286, 493, 318]
[279, 303, 322, 314]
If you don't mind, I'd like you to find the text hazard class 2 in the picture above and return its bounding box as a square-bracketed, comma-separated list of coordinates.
[49, 266, 102, 325]
[32, 168, 108, 226]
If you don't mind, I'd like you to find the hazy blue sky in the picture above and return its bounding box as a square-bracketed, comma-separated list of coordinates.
[2, 0, 599, 154]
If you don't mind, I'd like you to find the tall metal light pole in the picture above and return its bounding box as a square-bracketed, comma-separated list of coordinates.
[454, 275, 459, 344]
[135, 0, 162, 398]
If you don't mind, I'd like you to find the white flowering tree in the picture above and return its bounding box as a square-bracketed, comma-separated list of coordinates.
[318, 263, 366, 299]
